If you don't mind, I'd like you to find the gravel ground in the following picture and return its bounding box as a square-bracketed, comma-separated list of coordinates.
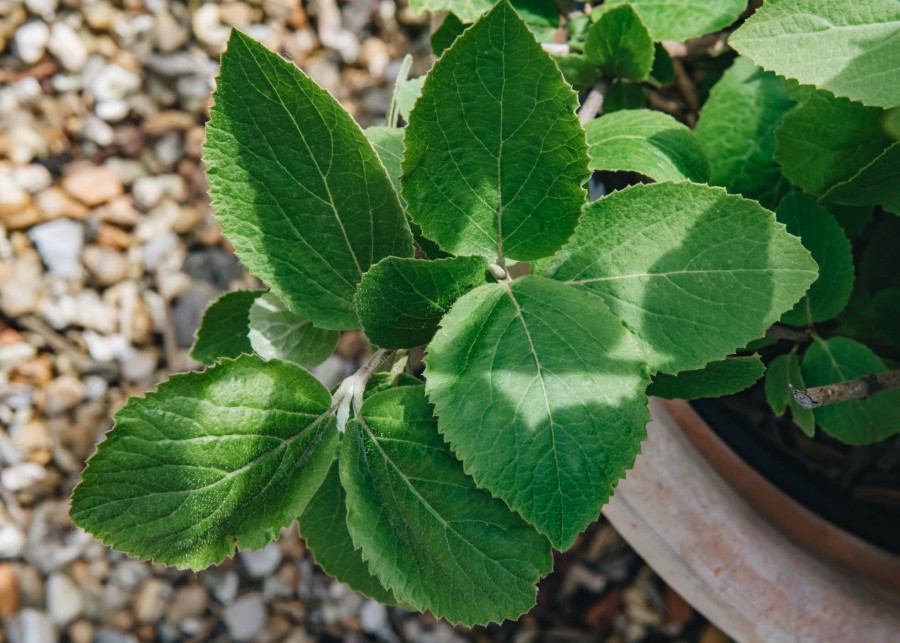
[0, 1, 730, 641]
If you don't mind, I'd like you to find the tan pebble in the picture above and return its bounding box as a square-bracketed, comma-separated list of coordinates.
[95, 223, 133, 250]
[167, 584, 208, 623]
[67, 619, 93, 643]
[83, 244, 128, 286]
[97, 195, 141, 227]
[135, 623, 156, 642]
[218, 2, 258, 25]
[104, 608, 134, 631]
[184, 125, 206, 158]
[143, 110, 196, 137]
[41, 375, 86, 415]
[337, 330, 365, 359]
[61, 166, 123, 206]
[35, 186, 89, 221]
[0, 563, 19, 619]
[10, 418, 51, 454]
[133, 578, 172, 623]
[698, 624, 731, 643]
[0, 204, 41, 230]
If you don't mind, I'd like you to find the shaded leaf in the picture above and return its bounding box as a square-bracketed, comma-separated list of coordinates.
[432, 13, 468, 56]
[340, 387, 552, 625]
[821, 141, 900, 214]
[425, 275, 651, 549]
[775, 193, 854, 326]
[585, 108, 709, 182]
[585, 5, 654, 82]
[248, 292, 339, 367]
[730, 0, 900, 109]
[695, 57, 796, 208]
[356, 256, 489, 349]
[774, 90, 892, 198]
[71, 355, 338, 568]
[802, 338, 900, 444]
[403, 0, 589, 261]
[553, 53, 600, 90]
[604, 80, 646, 112]
[190, 290, 262, 365]
[765, 352, 815, 436]
[649, 355, 764, 400]
[300, 461, 397, 604]
[205, 30, 412, 330]
[535, 182, 818, 374]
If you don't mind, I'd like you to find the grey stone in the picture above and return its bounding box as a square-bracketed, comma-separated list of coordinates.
[222, 593, 266, 641]
[28, 218, 84, 279]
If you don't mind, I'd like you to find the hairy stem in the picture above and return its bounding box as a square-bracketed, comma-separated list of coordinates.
[766, 324, 811, 343]
[578, 81, 609, 125]
[333, 348, 393, 431]
[792, 369, 900, 409]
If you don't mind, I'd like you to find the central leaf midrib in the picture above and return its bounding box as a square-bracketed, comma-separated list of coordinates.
[357, 416, 534, 585]
[243, 40, 365, 279]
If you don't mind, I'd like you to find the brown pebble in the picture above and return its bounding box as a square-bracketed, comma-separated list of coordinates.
[143, 110, 196, 137]
[699, 623, 732, 643]
[95, 223, 133, 250]
[35, 187, 89, 221]
[13, 355, 52, 385]
[83, 245, 128, 287]
[0, 563, 19, 619]
[664, 584, 694, 626]
[337, 330, 366, 359]
[583, 590, 622, 632]
[1, 204, 41, 230]
[61, 166, 124, 207]
[97, 196, 141, 227]
[104, 608, 135, 631]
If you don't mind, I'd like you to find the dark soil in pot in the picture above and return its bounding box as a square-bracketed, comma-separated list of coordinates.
[692, 385, 900, 556]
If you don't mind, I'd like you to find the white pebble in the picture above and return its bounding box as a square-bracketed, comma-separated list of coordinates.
[27, 218, 85, 279]
[222, 593, 266, 642]
[11, 609, 58, 643]
[47, 572, 84, 625]
[240, 542, 283, 578]
[1, 461, 47, 492]
[0, 523, 27, 558]
[14, 21, 49, 65]
[89, 64, 141, 102]
[48, 22, 87, 72]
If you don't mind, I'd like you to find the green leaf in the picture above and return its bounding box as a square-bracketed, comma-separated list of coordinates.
[534, 182, 818, 374]
[425, 275, 651, 549]
[364, 126, 448, 259]
[432, 13, 468, 56]
[395, 77, 424, 124]
[409, 0, 558, 30]
[248, 292, 339, 367]
[604, 80, 646, 112]
[204, 30, 412, 330]
[299, 461, 397, 604]
[585, 109, 709, 182]
[765, 352, 815, 436]
[828, 204, 875, 239]
[190, 290, 262, 365]
[403, 0, 589, 261]
[801, 337, 900, 444]
[648, 355, 764, 400]
[584, 5, 654, 82]
[607, 0, 747, 41]
[649, 43, 675, 87]
[774, 90, 892, 198]
[553, 53, 600, 90]
[70, 355, 338, 568]
[775, 193, 854, 326]
[340, 387, 552, 625]
[821, 141, 900, 215]
[356, 256, 488, 349]
[695, 57, 796, 208]
[729, 0, 900, 109]
[364, 372, 423, 400]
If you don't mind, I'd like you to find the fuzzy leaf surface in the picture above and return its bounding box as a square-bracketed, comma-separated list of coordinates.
[403, 0, 589, 261]
[299, 461, 396, 604]
[409, 0, 558, 29]
[535, 183, 818, 374]
[340, 387, 552, 625]
[648, 355, 764, 400]
[765, 352, 815, 436]
[607, 0, 747, 41]
[774, 90, 892, 197]
[425, 275, 651, 549]
[190, 290, 263, 365]
[801, 338, 900, 444]
[821, 141, 900, 214]
[248, 292, 339, 367]
[695, 57, 795, 208]
[585, 109, 709, 182]
[775, 193, 854, 326]
[365, 127, 447, 259]
[584, 5, 655, 82]
[729, 0, 900, 109]
[356, 256, 488, 349]
[70, 355, 337, 568]
[204, 30, 412, 330]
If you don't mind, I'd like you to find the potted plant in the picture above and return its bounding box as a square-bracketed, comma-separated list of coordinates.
[69, 0, 900, 635]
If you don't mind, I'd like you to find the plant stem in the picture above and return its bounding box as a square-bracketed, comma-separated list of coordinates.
[766, 324, 811, 343]
[332, 348, 393, 431]
[791, 369, 900, 409]
[578, 81, 608, 125]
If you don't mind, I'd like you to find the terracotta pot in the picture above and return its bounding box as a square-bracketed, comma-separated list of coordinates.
[604, 397, 900, 643]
